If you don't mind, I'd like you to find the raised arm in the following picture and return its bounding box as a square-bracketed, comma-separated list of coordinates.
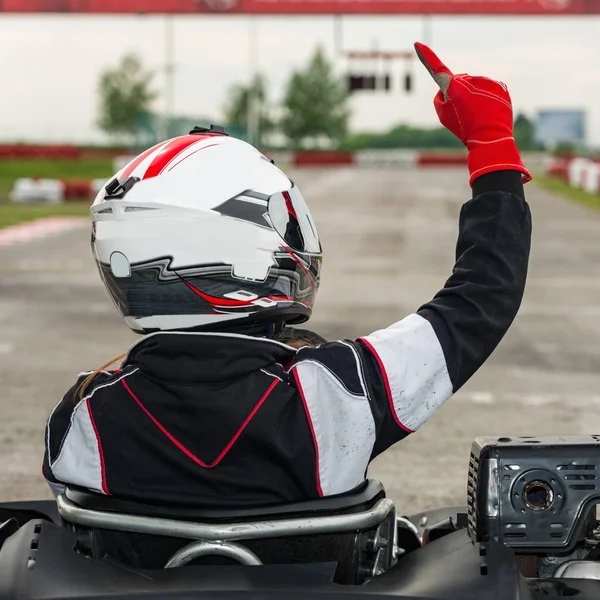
[357, 170, 530, 458]
[290, 44, 532, 495]
[358, 44, 532, 451]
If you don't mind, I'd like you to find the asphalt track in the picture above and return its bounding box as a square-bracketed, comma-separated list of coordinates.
[1, 166, 600, 514]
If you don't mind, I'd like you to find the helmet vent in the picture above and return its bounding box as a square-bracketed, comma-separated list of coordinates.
[124, 206, 157, 213]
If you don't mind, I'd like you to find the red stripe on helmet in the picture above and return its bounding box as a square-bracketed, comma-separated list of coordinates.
[183, 280, 292, 307]
[143, 135, 214, 180]
[120, 141, 167, 179]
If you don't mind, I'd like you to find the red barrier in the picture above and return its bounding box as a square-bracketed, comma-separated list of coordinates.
[3, 0, 600, 14]
[62, 179, 93, 200]
[293, 151, 355, 166]
[416, 153, 467, 166]
[0, 144, 82, 160]
[0, 144, 129, 161]
[83, 149, 126, 160]
[546, 159, 570, 182]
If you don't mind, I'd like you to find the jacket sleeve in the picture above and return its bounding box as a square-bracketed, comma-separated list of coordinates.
[359, 170, 531, 457]
[290, 171, 532, 488]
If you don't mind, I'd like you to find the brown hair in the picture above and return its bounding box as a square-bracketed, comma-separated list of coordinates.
[77, 353, 126, 401]
[285, 338, 315, 350]
[76, 337, 316, 401]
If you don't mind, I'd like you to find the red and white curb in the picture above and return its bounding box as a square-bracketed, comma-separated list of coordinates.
[0, 217, 88, 248]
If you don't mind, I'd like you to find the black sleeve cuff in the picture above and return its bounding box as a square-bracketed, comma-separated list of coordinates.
[472, 170, 524, 200]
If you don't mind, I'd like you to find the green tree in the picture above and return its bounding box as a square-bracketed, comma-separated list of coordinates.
[514, 113, 537, 151]
[281, 47, 349, 148]
[223, 74, 275, 147]
[97, 53, 157, 145]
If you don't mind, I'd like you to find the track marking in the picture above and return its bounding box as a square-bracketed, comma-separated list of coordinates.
[468, 391, 496, 404]
[0, 217, 87, 248]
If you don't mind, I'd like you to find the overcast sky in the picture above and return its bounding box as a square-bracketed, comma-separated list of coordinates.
[0, 14, 598, 144]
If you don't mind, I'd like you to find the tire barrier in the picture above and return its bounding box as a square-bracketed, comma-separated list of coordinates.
[62, 180, 96, 200]
[355, 150, 418, 168]
[416, 152, 468, 166]
[289, 150, 467, 169]
[10, 179, 65, 204]
[292, 151, 356, 166]
[10, 178, 96, 204]
[581, 163, 600, 195]
[546, 156, 600, 195]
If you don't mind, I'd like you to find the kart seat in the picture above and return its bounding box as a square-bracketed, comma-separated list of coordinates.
[64, 479, 386, 523]
[57, 479, 397, 585]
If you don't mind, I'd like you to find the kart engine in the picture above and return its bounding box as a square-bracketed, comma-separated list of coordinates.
[467, 435, 600, 578]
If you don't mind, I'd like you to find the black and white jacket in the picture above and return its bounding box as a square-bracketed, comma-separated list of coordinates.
[43, 171, 531, 507]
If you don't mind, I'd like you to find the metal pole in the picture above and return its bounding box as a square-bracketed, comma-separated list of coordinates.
[422, 15, 432, 47]
[165, 14, 175, 140]
[334, 14, 343, 56]
[372, 37, 379, 91]
[246, 16, 259, 147]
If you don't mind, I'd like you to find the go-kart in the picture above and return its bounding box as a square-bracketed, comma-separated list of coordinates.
[2, 435, 600, 599]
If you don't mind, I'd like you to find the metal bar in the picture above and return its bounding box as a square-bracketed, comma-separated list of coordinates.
[422, 14, 433, 47]
[165, 540, 263, 568]
[164, 14, 175, 140]
[56, 495, 395, 542]
[246, 16, 259, 146]
[333, 14, 343, 56]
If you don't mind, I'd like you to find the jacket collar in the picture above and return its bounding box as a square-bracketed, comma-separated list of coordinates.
[124, 331, 297, 383]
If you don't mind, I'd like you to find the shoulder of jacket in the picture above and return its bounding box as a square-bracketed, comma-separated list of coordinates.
[74, 365, 139, 402]
[291, 341, 368, 398]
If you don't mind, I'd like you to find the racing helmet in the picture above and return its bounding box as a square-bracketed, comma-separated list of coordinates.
[91, 126, 322, 334]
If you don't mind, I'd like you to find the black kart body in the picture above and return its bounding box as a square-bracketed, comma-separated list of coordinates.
[3, 435, 600, 600]
[0, 499, 597, 599]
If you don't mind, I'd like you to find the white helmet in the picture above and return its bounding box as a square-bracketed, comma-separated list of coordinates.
[91, 126, 322, 334]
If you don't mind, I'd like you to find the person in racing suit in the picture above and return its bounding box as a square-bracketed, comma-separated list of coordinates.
[43, 43, 532, 508]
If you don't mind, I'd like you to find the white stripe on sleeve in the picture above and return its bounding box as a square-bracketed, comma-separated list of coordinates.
[360, 313, 453, 432]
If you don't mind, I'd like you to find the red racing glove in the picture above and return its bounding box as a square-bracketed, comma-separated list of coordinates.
[414, 42, 532, 187]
